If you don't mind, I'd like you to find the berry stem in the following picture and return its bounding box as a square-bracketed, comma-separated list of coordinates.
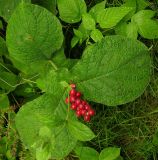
[66, 93, 70, 121]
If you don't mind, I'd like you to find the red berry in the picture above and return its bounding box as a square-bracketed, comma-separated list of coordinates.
[65, 97, 69, 104]
[85, 104, 91, 111]
[81, 109, 87, 116]
[88, 109, 95, 116]
[69, 89, 76, 96]
[70, 103, 77, 110]
[75, 98, 81, 106]
[78, 104, 84, 110]
[76, 110, 82, 117]
[84, 115, 91, 122]
[70, 96, 76, 103]
[82, 100, 87, 105]
[70, 83, 76, 89]
[76, 92, 81, 98]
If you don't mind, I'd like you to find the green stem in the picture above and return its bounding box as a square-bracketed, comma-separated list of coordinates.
[49, 60, 58, 70]
[0, 62, 12, 73]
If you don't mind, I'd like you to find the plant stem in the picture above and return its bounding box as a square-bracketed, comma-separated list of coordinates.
[49, 60, 58, 70]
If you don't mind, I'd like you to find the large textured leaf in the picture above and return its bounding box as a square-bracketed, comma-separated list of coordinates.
[57, 0, 87, 23]
[0, 37, 8, 56]
[71, 36, 151, 106]
[99, 147, 120, 160]
[97, 7, 132, 28]
[0, 0, 31, 21]
[68, 120, 95, 141]
[75, 147, 99, 160]
[6, 3, 63, 74]
[15, 94, 77, 159]
[132, 10, 158, 39]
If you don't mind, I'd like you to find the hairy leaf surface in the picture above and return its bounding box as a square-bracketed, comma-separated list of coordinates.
[72, 36, 151, 106]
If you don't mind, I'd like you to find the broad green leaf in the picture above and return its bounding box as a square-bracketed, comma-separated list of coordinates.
[99, 147, 120, 160]
[0, 94, 9, 111]
[15, 94, 77, 159]
[132, 10, 158, 39]
[0, 0, 31, 21]
[82, 13, 96, 30]
[0, 37, 8, 56]
[75, 146, 99, 160]
[0, 71, 19, 92]
[122, 0, 136, 20]
[89, 1, 106, 21]
[6, 3, 63, 74]
[57, 0, 87, 23]
[97, 7, 132, 28]
[115, 22, 138, 39]
[39, 126, 52, 138]
[71, 36, 151, 106]
[32, 0, 57, 14]
[90, 29, 103, 42]
[136, 0, 149, 11]
[68, 120, 95, 141]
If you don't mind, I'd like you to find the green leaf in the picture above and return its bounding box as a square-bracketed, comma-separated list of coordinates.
[89, 1, 106, 21]
[136, 0, 149, 11]
[0, 0, 31, 21]
[122, 0, 136, 20]
[75, 146, 99, 160]
[68, 120, 95, 141]
[0, 37, 8, 56]
[6, 3, 63, 74]
[97, 7, 132, 28]
[99, 147, 120, 160]
[132, 10, 158, 39]
[71, 36, 151, 106]
[52, 48, 78, 69]
[90, 29, 103, 42]
[71, 36, 80, 48]
[78, 23, 91, 42]
[32, 0, 57, 15]
[115, 22, 138, 39]
[0, 21, 3, 29]
[82, 13, 96, 30]
[36, 67, 73, 97]
[74, 29, 83, 39]
[116, 156, 124, 160]
[0, 94, 9, 111]
[15, 94, 77, 159]
[0, 71, 19, 92]
[57, 0, 87, 23]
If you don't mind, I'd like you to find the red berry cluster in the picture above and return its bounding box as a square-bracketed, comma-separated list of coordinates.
[65, 84, 95, 122]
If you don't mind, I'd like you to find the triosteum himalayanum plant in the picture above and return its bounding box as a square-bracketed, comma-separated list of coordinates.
[0, 0, 157, 159]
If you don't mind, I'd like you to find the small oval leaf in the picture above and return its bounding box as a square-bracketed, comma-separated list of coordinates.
[68, 120, 95, 141]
